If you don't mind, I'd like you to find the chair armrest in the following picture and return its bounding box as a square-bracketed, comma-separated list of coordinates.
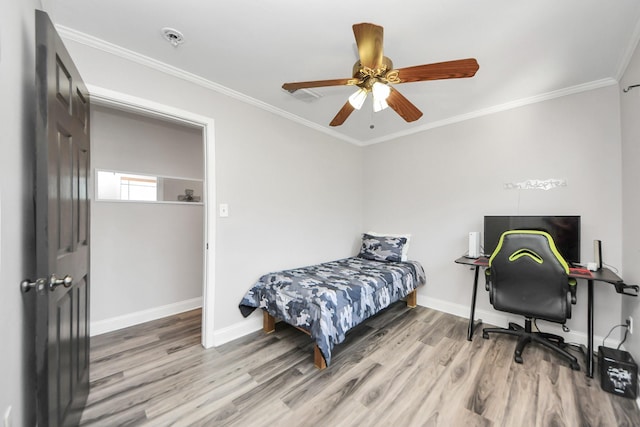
[568, 278, 577, 304]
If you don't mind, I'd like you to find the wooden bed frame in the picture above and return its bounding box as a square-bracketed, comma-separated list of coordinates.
[262, 289, 418, 370]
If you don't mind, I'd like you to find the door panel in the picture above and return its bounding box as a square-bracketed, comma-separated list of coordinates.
[78, 149, 89, 245]
[35, 9, 91, 427]
[56, 291, 73, 421]
[57, 129, 74, 255]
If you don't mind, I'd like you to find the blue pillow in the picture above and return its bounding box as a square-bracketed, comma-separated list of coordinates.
[358, 233, 407, 262]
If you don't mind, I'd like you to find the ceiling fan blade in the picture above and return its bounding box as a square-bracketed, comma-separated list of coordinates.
[386, 87, 423, 122]
[395, 58, 479, 83]
[282, 78, 355, 92]
[329, 101, 356, 126]
[353, 23, 384, 70]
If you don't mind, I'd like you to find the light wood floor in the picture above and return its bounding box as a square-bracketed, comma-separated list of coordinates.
[80, 304, 640, 426]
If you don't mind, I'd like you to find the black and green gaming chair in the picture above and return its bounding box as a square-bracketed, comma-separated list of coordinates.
[482, 230, 580, 370]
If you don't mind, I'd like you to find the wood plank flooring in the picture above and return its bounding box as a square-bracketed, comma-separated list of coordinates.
[80, 305, 640, 426]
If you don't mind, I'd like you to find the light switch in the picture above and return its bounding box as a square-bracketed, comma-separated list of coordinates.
[219, 203, 229, 217]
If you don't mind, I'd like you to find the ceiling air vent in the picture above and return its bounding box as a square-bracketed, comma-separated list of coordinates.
[286, 88, 322, 103]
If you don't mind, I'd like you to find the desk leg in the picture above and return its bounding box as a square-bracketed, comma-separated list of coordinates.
[467, 266, 482, 341]
[587, 279, 594, 378]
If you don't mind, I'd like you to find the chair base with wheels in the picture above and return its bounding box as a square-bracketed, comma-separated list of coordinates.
[482, 318, 580, 370]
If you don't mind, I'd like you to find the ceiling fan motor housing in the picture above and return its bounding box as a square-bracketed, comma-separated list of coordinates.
[352, 56, 395, 89]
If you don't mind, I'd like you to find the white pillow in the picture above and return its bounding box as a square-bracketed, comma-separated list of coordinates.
[366, 231, 411, 261]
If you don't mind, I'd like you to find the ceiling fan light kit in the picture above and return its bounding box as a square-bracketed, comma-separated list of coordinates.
[282, 22, 479, 127]
[372, 97, 389, 113]
[372, 81, 391, 101]
[348, 88, 368, 110]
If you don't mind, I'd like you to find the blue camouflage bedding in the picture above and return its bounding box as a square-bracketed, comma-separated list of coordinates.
[239, 257, 426, 366]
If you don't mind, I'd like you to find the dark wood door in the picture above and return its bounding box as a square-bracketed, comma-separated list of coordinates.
[34, 10, 91, 426]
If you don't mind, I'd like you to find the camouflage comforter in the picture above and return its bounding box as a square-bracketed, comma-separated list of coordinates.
[239, 257, 426, 366]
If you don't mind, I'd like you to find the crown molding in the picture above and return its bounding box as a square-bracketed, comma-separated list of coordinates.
[57, 25, 619, 148]
[55, 25, 363, 146]
[361, 78, 619, 146]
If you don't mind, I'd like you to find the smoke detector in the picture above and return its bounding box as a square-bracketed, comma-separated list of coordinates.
[161, 27, 185, 47]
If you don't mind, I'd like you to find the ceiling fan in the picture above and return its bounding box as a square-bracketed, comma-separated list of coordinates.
[282, 23, 479, 127]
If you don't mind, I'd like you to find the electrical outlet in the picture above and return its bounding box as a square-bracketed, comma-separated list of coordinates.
[3, 406, 12, 427]
[627, 316, 633, 334]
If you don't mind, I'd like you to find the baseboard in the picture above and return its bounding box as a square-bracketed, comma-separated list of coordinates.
[212, 313, 263, 347]
[208, 294, 606, 353]
[417, 293, 473, 320]
[90, 297, 202, 336]
[417, 294, 604, 348]
[418, 293, 517, 335]
[214, 296, 519, 348]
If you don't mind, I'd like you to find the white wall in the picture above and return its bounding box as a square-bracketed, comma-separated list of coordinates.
[92, 106, 204, 177]
[61, 40, 364, 335]
[91, 106, 204, 325]
[621, 40, 640, 362]
[0, 2, 40, 426]
[212, 103, 364, 331]
[363, 85, 624, 343]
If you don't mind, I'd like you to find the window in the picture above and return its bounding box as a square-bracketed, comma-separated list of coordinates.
[96, 171, 157, 202]
[119, 174, 157, 201]
[95, 169, 203, 203]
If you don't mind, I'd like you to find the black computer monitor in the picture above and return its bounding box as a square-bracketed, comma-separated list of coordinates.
[483, 215, 581, 264]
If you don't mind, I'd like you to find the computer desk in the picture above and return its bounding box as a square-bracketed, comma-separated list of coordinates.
[455, 255, 639, 378]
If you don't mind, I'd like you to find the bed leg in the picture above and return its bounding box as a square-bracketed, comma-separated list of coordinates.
[314, 344, 327, 370]
[406, 290, 417, 308]
[263, 311, 276, 333]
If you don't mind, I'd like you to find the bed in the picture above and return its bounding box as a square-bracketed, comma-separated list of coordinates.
[239, 233, 426, 369]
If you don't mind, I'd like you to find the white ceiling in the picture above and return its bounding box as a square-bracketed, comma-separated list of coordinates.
[44, 0, 640, 145]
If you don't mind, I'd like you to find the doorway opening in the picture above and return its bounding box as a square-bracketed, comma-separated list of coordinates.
[89, 86, 216, 348]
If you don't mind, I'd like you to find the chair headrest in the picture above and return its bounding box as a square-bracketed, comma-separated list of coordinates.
[488, 230, 570, 274]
